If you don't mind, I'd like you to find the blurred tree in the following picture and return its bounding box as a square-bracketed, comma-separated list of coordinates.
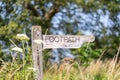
[0, 0, 120, 59]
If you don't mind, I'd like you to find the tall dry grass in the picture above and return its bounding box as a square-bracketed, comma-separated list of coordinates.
[0, 47, 120, 80]
[44, 47, 120, 80]
[44, 59, 120, 80]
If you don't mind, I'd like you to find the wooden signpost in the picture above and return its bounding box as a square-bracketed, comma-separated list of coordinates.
[43, 35, 95, 49]
[32, 26, 95, 80]
[32, 26, 43, 80]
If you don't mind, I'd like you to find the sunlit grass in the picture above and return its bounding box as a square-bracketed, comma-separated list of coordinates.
[43, 47, 120, 80]
[44, 59, 120, 80]
[0, 53, 120, 80]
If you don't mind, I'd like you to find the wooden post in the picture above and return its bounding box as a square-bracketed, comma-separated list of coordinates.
[32, 26, 43, 80]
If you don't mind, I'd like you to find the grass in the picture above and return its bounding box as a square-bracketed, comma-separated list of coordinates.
[0, 46, 120, 80]
[43, 47, 120, 80]
[0, 54, 120, 80]
[43, 59, 120, 80]
[0, 48, 120, 80]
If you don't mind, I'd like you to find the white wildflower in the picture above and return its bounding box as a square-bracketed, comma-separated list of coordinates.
[11, 47, 23, 53]
[15, 34, 29, 41]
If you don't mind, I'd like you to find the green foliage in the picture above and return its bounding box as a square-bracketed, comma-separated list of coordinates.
[0, 0, 120, 57]
[0, 61, 34, 80]
[0, 33, 34, 80]
[94, 73, 107, 80]
[72, 43, 102, 64]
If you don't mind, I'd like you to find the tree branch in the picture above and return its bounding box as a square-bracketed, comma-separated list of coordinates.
[23, 2, 40, 17]
[44, 6, 59, 20]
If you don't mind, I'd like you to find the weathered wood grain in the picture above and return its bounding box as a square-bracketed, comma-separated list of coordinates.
[32, 26, 43, 80]
[43, 35, 95, 49]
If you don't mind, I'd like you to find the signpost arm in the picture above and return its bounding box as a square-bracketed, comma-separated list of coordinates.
[32, 26, 43, 80]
